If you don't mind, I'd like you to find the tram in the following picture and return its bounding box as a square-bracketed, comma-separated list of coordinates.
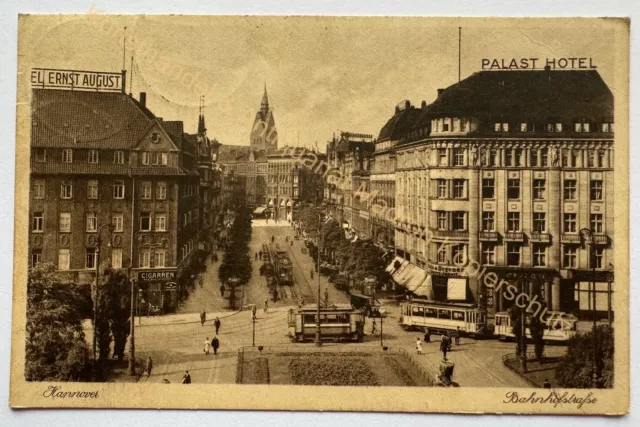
[399, 300, 488, 337]
[494, 311, 578, 342]
[287, 304, 365, 342]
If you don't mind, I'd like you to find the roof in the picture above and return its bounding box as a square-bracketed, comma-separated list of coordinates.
[31, 89, 154, 149]
[161, 121, 184, 149]
[377, 105, 422, 141]
[217, 144, 251, 162]
[30, 162, 192, 176]
[425, 69, 613, 121]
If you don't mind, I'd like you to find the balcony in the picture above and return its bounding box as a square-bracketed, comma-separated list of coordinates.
[478, 231, 499, 242]
[429, 229, 469, 240]
[593, 234, 609, 245]
[503, 232, 525, 242]
[530, 232, 551, 243]
[561, 234, 581, 243]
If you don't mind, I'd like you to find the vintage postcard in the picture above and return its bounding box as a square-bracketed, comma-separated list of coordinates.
[10, 15, 629, 414]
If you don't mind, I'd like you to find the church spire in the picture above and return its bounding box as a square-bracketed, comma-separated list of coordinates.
[261, 82, 269, 113]
[197, 95, 206, 134]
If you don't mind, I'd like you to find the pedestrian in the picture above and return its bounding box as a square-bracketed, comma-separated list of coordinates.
[259, 250, 263, 259]
[324, 287, 329, 305]
[440, 333, 449, 359]
[271, 236, 275, 243]
[371, 319, 377, 335]
[264, 299, 269, 313]
[455, 326, 461, 346]
[543, 379, 552, 389]
[290, 240, 293, 246]
[145, 356, 153, 377]
[416, 337, 423, 355]
[252, 304, 257, 320]
[255, 252, 258, 260]
[214, 317, 221, 335]
[310, 269, 314, 279]
[198, 276, 203, 288]
[424, 328, 431, 343]
[204, 337, 210, 355]
[200, 309, 206, 327]
[211, 336, 220, 355]
[220, 284, 225, 297]
[181, 370, 191, 384]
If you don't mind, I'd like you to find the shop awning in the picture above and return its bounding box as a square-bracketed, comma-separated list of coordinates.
[286, 200, 293, 207]
[253, 207, 267, 214]
[413, 275, 434, 298]
[391, 260, 412, 287]
[267, 199, 274, 207]
[385, 256, 404, 273]
[280, 199, 286, 207]
[405, 265, 427, 292]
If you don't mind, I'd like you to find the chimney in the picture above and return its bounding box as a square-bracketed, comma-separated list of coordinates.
[421, 100, 427, 108]
[139, 92, 147, 108]
[405, 100, 411, 109]
[437, 88, 445, 96]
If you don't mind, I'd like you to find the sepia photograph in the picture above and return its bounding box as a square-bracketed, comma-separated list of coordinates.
[9, 15, 629, 414]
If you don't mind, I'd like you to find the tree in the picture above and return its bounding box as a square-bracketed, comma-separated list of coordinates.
[219, 206, 252, 286]
[25, 263, 90, 381]
[508, 304, 526, 358]
[103, 269, 131, 361]
[556, 325, 614, 389]
[529, 307, 546, 361]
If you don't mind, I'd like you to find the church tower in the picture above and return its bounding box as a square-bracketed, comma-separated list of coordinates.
[250, 83, 278, 152]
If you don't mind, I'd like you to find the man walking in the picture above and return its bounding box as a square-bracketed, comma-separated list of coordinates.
[424, 327, 431, 343]
[264, 299, 269, 313]
[416, 337, 423, 355]
[220, 284, 225, 297]
[455, 326, 461, 346]
[200, 309, 206, 327]
[310, 269, 314, 279]
[211, 336, 220, 355]
[204, 337, 210, 355]
[145, 356, 153, 378]
[371, 319, 377, 335]
[324, 287, 329, 306]
[181, 370, 191, 384]
[440, 332, 450, 359]
[214, 317, 221, 335]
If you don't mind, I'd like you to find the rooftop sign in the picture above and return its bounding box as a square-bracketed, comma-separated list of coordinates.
[31, 68, 125, 92]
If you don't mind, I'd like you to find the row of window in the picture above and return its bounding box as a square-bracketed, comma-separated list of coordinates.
[494, 122, 614, 134]
[35, 247, 168, 271]
[476, 211, 605, 234]
[33, 180, 169, 201]
[33, 149, 127, 165]
[480, 178, 603, 201]
[31, 212, 170, 233]
[433, 242, 606, 269]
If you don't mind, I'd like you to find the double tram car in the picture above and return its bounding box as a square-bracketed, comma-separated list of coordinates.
[494, 311, 578, 343]
[270, 244, 294, 286]
[287, 305, 365, 342]
[399, 300, 488, 337]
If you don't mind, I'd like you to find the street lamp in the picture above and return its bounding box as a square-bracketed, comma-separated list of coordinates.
[128, 277, 137, 376]
[579, 228, 599, 388]
[315, 210, 323, 347]
[93, 223, 114, 363]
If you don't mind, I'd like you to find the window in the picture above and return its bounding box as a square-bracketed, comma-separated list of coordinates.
[452, 211, 466, 231]
[514, 149, 522, 167]
[587, 150, 595, 168]
[60, 180, 73, 199]
[87, 180, 98, 199]
[452, 245, 466, 265]
[482, 244, 496, 265]
[482, 178, 494, 198]
[114, 151, 125, 164]
[575, 122, 590, 132]
[564, 213, 577, 233]
[86, 212, 97, 232]
[113, 180, 125, 199]
[155, 214, 166, 231]
[494, 122, 509, 132]
[533, 179, 546, 199]
[563, 246, 577, 268]
[62, 149, 73, 163]
[141, 181, 152, 199]
[59, 213, 71, 232]
[541, 148, 548, 167]
[139, 249, 151, 268]
[154, 250, 166, 268]
[453, 179, 466, 198]
[88, 150, 99, 163]
[32, 212, 43, 232]
[58, 249, 70, 271]
[507, 179, 520, 199]
[161, 153, 168, 165]
[594, 248, 604, 269]
[590, 180, 603, 200]
[85, 248, 97, 269]
[141, 152, 149, 165]
[111, 249, 123, 269]
[34, 148, 46, 162]
[507, 212, 521, 232]
[453, 148, 465, 166]
[33, 180, 45, 199]
[532, 244, 547, 267]
[437, 179, 447, 198]
[564, 180, 577, 200]
[140, 212, 151, 231]
[598, 150, 606, 168]
[482, 212, 495, 231]
[437, 211, 447, 230]
[520, 122, 529, 132]
[507, 243, 521, 266]
[531, 150, 539, 167]
[533, 212, 546, 233]
[156, 181, 167, 200]
[555, 123, 563, 132]
[31, 251, 42, 267]
[436, 243, 447, 264]
[438, 149, 447, 166]
[602, 123, 614, 133]
[112, 213, 123, 232]
[591, 214, 603, 234]
[505, 148, 514, 167]
[562, 151, 569, 167]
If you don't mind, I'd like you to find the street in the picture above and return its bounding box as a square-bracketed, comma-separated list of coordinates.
[96, 224, 543, 387]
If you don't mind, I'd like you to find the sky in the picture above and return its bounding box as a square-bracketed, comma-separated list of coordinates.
[18, 16, 623, 150]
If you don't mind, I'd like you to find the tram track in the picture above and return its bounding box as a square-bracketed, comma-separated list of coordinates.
[285, 240, 318, 304]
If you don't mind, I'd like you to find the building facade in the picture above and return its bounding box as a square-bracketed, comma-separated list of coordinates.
[29, 87, 200, 313]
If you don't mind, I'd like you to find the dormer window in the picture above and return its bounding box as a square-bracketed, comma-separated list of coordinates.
[88, 150, 99, 163]
[494, 122, 509, 132]
[141, 152, 149, 165]
[601, 123, 614, 133]
[555, 123, 563, 132]
[34, 148, 46, 162]
[575, 122, 590, 132]
[62, 149, 73, 163]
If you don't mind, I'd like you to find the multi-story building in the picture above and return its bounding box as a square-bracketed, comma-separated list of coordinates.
[392, 69, 614, 318]
[29, 86, 200, 313]
[372, 100, 423, 250]
[325, 132, 375, 238]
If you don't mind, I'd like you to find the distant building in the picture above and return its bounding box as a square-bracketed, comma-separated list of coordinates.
[250, 84, 278, 153]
